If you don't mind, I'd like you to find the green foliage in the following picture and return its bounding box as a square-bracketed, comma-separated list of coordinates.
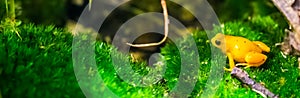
[0, 23, 84, 97]
[1, 0, 299, 97]
[213, 0, 278, 22]
[93, 42, 167, 97]
[161, 15, 300, 97]
[0, 18, 23, 40]
[0, 21, 168, 97]
[222, 15, 287, 43]
[161, 31, 215, 97]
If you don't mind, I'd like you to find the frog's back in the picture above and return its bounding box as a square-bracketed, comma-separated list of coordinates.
[225, 36, 263, 62]
[225, 36, 262, 51]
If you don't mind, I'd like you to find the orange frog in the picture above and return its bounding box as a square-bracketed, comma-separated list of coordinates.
[211, 33, 270, 71]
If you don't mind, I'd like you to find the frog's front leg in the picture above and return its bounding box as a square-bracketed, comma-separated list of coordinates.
[224, 53, 235, 71]
[236, 52, 267, 68]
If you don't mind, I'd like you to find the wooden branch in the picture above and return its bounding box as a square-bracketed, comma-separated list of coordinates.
[271, 0, 300, 33]
[126, 0, 169, 47]
[272, 0, 300, 68]
[231, 67, 279, 98]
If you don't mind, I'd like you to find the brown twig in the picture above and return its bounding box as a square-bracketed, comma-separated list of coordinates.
[272, 0, 300, 68]
[231, 67, 279, 98]
[271, 0, 300, 33]
[126, 0, 169, 47]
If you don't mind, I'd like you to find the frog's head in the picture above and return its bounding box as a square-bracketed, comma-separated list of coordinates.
[211, 33, 226, 50]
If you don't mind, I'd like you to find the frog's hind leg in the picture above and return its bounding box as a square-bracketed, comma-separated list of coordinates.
[252, 41, 270, 52]
[243, 52, 268, 68]
[236, 63, 251, 68]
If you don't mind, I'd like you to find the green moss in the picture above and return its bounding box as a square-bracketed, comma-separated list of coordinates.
[0, 21, 168, 97]
[0, 22, 84, 97]
[160, 15, 299, 97]
[93, 42, 167, 97]
[1, 12, 299, 98]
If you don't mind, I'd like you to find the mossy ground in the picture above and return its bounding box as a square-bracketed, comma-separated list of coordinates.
[160, 15, 299, 97]
[0, 23, 85, 97]
[1, 14, 299, 97]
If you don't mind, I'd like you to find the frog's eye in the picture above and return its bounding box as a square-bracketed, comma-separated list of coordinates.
[215, 40, 221, 46]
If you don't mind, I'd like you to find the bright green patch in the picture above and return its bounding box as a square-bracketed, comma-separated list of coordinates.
[1, 15, 299, 97]
[0, 23, 84, 97]
[160, 15, 299, 97]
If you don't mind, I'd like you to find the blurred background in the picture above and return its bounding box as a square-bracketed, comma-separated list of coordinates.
[0, 0, 280, 32]
[0, 0, 282, 41]
[1, 0, 295, 97]
[0, 0, 280, 28]
[0, 0, 283, 62]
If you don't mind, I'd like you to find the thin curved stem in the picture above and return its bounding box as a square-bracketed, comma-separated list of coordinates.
[5, 0, 8, 16]
[126, 0, 169, 47]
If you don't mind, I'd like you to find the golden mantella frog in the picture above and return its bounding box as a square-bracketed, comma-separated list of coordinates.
[211, 33, 270, 71]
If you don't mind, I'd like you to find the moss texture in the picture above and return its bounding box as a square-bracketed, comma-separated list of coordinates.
[161, 16, 299, 97]
[1, 14, 299, 97]
[0, 23, 84, 97]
